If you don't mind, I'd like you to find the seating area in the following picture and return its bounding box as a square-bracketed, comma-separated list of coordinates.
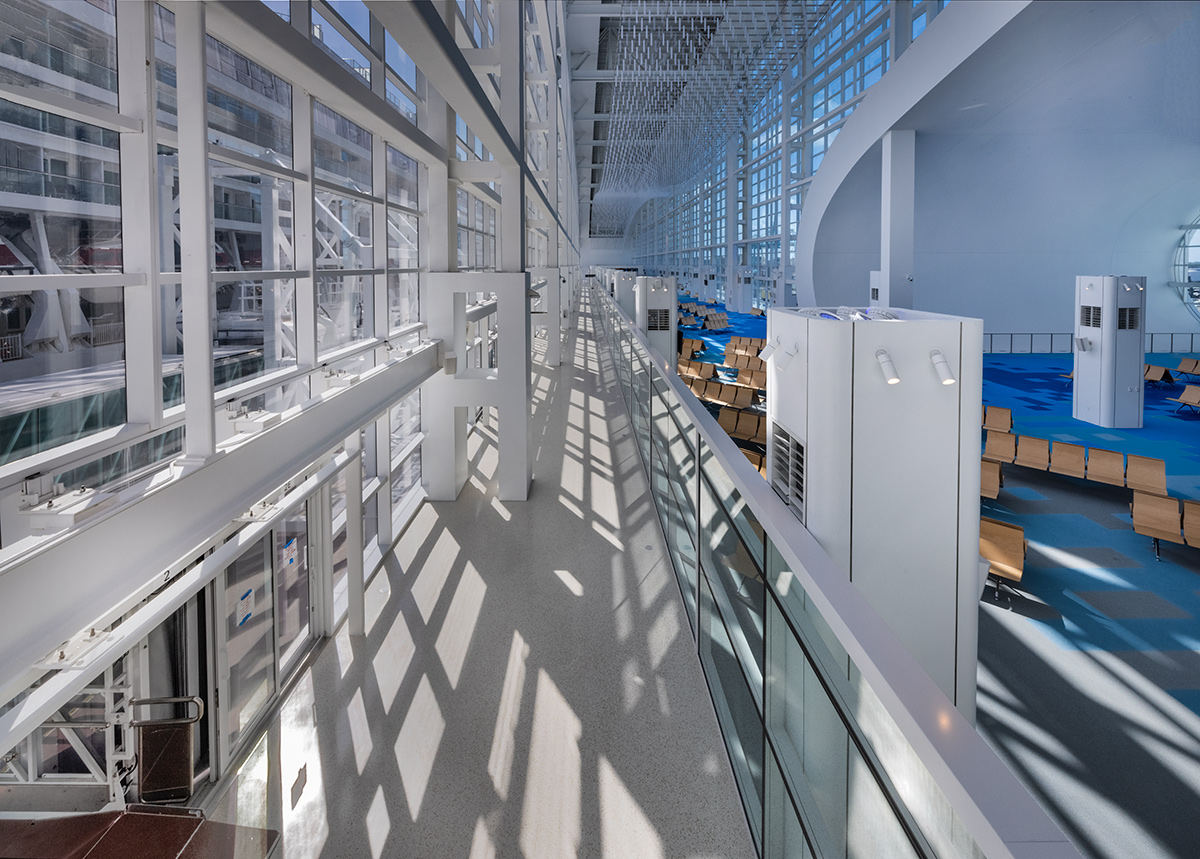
[703, 312, 731, 330]
[679, 337, 705, 359]
[1129, 491, 1195, 559]
[686, 377, 756, 409]
[979, 399, 1196, 567]
[725, 335, 767, 355]
[678, 359, 718, 380]
[725, 352, 766, 373]
[735, 368, 767, 389]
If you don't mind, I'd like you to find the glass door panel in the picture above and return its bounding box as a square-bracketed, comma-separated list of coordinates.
[276, 512, 311, 675]
[222, 536, 276, 755]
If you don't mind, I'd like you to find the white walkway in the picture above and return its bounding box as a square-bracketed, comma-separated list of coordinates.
[206, 290, 756, 859]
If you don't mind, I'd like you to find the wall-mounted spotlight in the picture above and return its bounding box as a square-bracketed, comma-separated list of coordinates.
[929, 349, 956, 385]
[777, 342, 799, 371]
[1075, 336, 1089, 352]
[759, 338, 778, 361]
[875, 349, 900, 385]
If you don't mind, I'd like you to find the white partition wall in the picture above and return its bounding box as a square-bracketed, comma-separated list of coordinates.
[1073, 275, 1146, 428]
[615, 270, 638, 317]
[765, 306, 983, 720]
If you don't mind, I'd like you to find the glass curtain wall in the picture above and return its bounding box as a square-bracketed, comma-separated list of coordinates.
[630, 0, 950, 307]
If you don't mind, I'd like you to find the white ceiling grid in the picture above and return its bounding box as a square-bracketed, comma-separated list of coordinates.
[584, 0, 830, 238]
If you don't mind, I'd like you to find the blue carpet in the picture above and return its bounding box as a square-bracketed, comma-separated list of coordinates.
[983, 353, 1200, 501]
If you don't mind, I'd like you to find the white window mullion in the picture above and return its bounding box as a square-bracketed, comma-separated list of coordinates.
[116, 0, 163, 431]
[175, 2, 216, 459]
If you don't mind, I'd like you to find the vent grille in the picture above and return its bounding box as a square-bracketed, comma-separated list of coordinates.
[870, 287, 879, 300]
[1118, 307, 1140, 330]
[770, 421, 805, 522]
[1080, 305, 1101, 328]
[648, 308, 670, 331]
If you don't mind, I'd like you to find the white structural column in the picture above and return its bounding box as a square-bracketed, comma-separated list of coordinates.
[724, 136, 738, 303]
[344, 434, 365, 636]
[420, 69, 469, 501]
[116, 1, 162, 430]
[175, 2, 216, 460]
[881, 130, 915, 308]
[496, 0, 531, 501]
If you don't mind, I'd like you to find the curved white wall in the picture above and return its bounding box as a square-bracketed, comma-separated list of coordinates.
[797, 0, 1200, 335]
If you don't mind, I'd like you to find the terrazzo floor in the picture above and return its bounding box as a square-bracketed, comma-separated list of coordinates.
[204, 291, 755, 858]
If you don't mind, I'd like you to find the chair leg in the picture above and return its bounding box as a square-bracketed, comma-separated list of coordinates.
[1153, 536, 1161, 561]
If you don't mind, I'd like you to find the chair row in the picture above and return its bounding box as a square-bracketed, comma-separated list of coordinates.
[703, 313, 730, 330]
[686, 377, 756, 409]
[680, 314, 699, 326]
[749, 308, 766, 317]
[726, 353, 765, 372]
[982, 430, 1168, 495]
[1174, 358, 1200, 378]
[716, 407, 767, 444]
[727, 336, 766, 354]
[1131, 491, 1200, 559]
[679, 338, 705, 359]
[735, 368, 767, 389]
[678, 360, 718, 380]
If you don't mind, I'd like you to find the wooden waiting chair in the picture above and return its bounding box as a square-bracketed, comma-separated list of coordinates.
[982, 430, 1016, 463]
[1144, 365, 1175, 388]
[1184, 500, 1200, 548]
[983, 406, 1013, 433]
[1013, 436, 1050, 471]
[1060, 370, 1073, 386]
[1049, 441, 1086, 479]
[979, 517, 1027, 595]
[1085, 448, 1125, 488]
[1174, 358, 1199, 379]
[717, 407, 741, 436]
[981, 459, 1003, 499]
[1126, 455, 1168, 496]
[1130, 491, 1183, 560]
[1167, 384, 1200, 413]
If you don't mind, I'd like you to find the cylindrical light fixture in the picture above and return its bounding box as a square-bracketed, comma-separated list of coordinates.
[929, 349, 956, 385]
[875, 349, 900, 384]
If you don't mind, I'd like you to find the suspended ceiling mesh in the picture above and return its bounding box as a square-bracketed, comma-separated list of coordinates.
[586, 0, 831, 238]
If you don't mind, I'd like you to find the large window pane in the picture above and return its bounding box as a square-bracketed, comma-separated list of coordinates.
[313, 101, 371, 192]
[0, 0, 117, 107]
[387, 209, 417, 270]
[0, 287, 126, 465]
[385, 145, 418, 209]
[0, 100, 121, 270]
[312, 8, 370, 87]
[212, 161, 294, 270]
[387, 272, 418, 332]
[390, 390, 420, 460]
[213, 278, 298, 391]
[317, 274, 372, 354]
[315, 190, 372, 270]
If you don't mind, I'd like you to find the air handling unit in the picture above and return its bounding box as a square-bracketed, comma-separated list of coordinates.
[765, 306, 983, 721]
[1073, 275, 1146, 428]
[636, 276, 678, 360]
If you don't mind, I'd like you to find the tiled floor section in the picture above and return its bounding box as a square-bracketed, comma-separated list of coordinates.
[204, 293, 756, 859]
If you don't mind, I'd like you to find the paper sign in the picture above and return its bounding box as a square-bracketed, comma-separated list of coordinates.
[237, 588, 254, 627]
